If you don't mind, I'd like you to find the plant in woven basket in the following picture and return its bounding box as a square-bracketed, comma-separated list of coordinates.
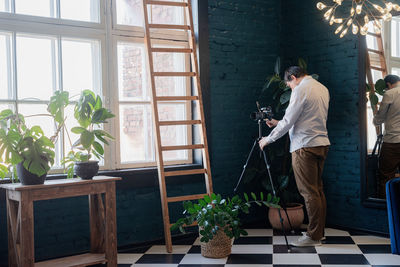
[171, 192, 280, 242]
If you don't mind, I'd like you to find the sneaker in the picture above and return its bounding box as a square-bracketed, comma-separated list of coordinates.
[301, 231, 326, 241]
[291, 232, 322, 247]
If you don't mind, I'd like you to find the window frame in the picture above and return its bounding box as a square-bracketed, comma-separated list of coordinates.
[0, 0, 194, 174]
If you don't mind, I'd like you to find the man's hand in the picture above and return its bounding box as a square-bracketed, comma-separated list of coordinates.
[266, 119, 279, 128]
[259, 137, 269, 150]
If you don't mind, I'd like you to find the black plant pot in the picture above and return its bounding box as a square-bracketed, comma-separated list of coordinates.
[16, 163, 47, 185]
[74, 161, 99, 180]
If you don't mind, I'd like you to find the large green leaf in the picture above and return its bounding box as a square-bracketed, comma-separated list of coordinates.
[71, 127, 86, 134]
[80, 131, 95, 149]
[370, 93, 379, 106]
[0, 127, 23, 164]
[375, 79, 386, 96]
[47, 91, 69, 124]
[19, 136, 55, 176]
[0, 163, 9, 179]
[274, 57, 281, 75]
[93, 141, 104, 156]
[298, 58, 307, 70]
[280, 90, 292, 105]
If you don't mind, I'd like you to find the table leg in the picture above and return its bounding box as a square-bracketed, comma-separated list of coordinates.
[105, 183, 117, 266]
[89, 194, 105, 253]
[6, 193, 18, 267]
[19, 192, 34, 267]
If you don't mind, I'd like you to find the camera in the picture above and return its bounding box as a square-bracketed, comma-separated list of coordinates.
[250, 102, 274, 121]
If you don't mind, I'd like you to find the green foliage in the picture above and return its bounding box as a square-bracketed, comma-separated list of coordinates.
[0, 91, 69, 180]
[366, 79, 386, 112]
[170, 193, 280, 243]
[63, 90, 114, 177]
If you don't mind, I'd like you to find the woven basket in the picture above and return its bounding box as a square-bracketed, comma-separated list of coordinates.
[200, 229, 233, 258]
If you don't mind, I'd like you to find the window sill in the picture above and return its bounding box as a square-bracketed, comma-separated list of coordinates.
[0, 163, 205, 189]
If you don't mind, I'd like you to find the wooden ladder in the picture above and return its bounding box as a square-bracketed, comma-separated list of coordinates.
[366, 31, 388, 135]
[142, 0, 213, 253]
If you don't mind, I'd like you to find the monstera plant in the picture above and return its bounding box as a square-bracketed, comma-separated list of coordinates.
[0, 91, 69, 185]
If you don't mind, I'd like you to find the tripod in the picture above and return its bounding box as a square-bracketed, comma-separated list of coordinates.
[234, 119, 294, 252]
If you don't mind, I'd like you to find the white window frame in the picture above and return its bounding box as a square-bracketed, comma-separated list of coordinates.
[0, 0, 193, 173]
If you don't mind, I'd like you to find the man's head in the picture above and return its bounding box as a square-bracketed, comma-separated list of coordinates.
[384, 74, 400, 90]
[284, 66, 308, 90]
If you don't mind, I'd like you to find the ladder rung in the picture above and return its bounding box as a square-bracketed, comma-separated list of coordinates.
[149, 24, 191, 30]
[367, 32, 381, 38]
[151, 48, 193, 53]
[371, 66, 386, 72]
[153, 72, 196, 77]
[167, 194, 206, 203]
[164, 168, 207, 177]
[368, 48, 384, 55]
[159, 120, 201, 126]
[162, 144, 204, 151]
[146, 0, 188, 7]
[156, 96, 199, 101]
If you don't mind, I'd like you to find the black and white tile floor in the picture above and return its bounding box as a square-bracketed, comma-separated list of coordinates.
[116, 228, 400, 267]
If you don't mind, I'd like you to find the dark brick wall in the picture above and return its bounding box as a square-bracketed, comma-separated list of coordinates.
[0, 0, 281, 265]
[281, 0, 388, 233]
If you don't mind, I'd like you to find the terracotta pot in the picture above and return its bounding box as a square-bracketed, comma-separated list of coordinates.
[200, 229, 233, 258]
[268, 203, 304, 230]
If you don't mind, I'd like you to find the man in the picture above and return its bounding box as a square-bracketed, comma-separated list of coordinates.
[259, 66, 330, 247]
[373, 74, 400, 198]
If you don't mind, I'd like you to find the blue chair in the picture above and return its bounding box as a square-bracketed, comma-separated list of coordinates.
[386, 177, 400, 255]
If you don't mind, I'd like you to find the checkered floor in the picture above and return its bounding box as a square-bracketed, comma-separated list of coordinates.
[116, 227, 400, 267]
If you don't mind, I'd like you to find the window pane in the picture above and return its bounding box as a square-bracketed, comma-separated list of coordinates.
[15, 0, 56, 18]
[391, 18, 400, 58]
[149, 2, 184, 25]
[0, 33, 13, 100]
[60, 0, 100, 23]
[62, 38, 101, 98]
[16, 35, 58, 100]
[392, 67, 400, 76]
[0, 0, 11, 12]
[159, 103, 188, 161]
[116, 0, 143, 27]
[117, 42, 148, 101]
[119, 104, 154, 163]
[0, 103, 14, 112]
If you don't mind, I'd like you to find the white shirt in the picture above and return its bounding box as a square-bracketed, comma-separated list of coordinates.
[373, 86, 400, 143]
[264, 76, 330, 152]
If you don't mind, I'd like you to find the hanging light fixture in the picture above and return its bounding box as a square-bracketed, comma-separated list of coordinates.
[316, 0, 400, 38]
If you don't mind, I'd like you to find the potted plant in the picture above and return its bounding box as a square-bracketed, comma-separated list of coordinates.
[0, 91, 69, 185]
[171, 192, 280, 258]
[63, 90, 114, 179]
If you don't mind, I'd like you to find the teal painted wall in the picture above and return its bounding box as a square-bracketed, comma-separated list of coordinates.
[281, 0, 388, 233]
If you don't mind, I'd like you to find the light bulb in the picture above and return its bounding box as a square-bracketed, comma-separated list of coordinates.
[330, 16, 335, 25]
[360, 24, 369, 35]
[324, 8, 333, 20]
[352, 24, 359, 35]
[375, 19, 382, 29]
[393, 4, 400, 11]
[340, 28, 348, 38]
[317, 2, 327, 10]
[335, 24, 344, 34]
[347, 18, 353, 26]
[386, 2, 393, 11]
[350, 7, 355, 16]
[334, 18, 343, 23]
[356, 4, 362, 14]
[333, 0, 343, 5]
[373, 4, 385, 14]
[383, 12, 392, 21]
[364, 15, 369, 24]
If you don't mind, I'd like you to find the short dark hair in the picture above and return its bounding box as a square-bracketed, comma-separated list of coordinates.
[284, 66, 308, 82]
[384, 74, 400, 87]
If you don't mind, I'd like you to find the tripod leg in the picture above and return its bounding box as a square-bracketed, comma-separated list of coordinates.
[281, 204, 295, 234]
[262, 149, 291, 252]
[234, 139, 259, 192]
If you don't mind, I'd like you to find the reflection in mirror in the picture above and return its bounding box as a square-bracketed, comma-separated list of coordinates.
[365, 15, 400, 201]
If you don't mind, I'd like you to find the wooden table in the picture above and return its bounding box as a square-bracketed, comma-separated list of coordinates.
[0, 176, 121, 267]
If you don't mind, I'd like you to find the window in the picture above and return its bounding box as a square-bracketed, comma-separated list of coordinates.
[0, 0, 192, 172]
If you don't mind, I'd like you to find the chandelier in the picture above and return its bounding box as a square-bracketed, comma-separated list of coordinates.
[316, 0, 400, 37]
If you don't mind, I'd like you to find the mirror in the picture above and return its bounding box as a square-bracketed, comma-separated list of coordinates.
[362, 15, 400, 204]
